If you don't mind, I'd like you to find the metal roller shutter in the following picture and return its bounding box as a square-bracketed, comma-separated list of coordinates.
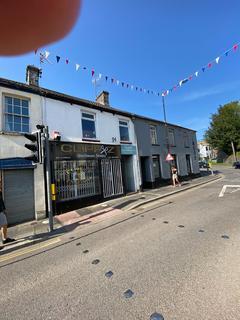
[4, 169, 35, 225]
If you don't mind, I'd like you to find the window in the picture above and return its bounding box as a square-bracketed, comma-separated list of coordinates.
[168, 129, 175, 146]
[81, 112, 96, 139]
[119, 120, 129, 142]
[150, 125, 157, 144]
[184, 133, 190, 147]
[4, 96, 30, 133]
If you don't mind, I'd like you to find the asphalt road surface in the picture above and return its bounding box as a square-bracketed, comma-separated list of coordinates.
[1, 167, 240, 320]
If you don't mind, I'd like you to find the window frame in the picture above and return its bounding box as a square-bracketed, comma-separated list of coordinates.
[3, 95, 30, 133]
[119, 119, 130, 142]
[81, 111, 97, 139]
[150, 125, 158, 145]
[184, 132, 190, 148]
[168, 129, 175, 146]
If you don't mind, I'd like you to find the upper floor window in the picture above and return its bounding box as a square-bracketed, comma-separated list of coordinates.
[184, 133, 190, 147]
[119, 120, 129, 142]
[150, 125, 157, 144]
[81, 112, 96, 139]
[168, 129, 175, 146]
[4, 96, 30, 133]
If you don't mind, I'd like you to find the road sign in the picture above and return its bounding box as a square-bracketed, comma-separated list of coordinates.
[166, 153, 174, 161]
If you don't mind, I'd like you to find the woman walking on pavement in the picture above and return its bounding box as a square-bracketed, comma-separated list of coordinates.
[0, 183, 15, 250]
[171, 166, 181, 187]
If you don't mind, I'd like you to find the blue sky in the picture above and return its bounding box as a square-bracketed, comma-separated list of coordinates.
[1, 0, 240, 140]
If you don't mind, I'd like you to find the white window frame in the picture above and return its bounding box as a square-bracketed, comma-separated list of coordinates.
[119, 119, 130, 142]
[150, 125, 158, 145]
[3, 95, 30, 133]
[81, 111, 97, 139]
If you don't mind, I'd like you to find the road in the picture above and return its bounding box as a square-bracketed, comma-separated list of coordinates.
[1, 167, 240, 320]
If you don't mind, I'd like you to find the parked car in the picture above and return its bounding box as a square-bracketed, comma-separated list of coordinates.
[198, 160, 209, 168]
[233, 161, 240, 169]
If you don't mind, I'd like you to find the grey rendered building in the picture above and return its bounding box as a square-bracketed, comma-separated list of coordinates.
[134, 116, 199, 189]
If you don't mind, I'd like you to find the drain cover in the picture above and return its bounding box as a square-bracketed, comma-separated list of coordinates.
[105, 271, 113, 278]
[163, 221, 169, 224]
[83, 250, 89, 254]
[124, 289, 134, 298]
[178, 225, 184, 228]
[152, 218, 156, 220]
[76, 242, 81, 246]
[198, 229, 205, 233]
[92, 259, 100, 265]
[150, 313, 164, 320]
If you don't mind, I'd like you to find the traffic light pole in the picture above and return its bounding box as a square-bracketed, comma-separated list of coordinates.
[44, 126, 54, 232]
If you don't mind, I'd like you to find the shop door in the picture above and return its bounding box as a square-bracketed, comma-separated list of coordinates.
[101, 159, 123, 198]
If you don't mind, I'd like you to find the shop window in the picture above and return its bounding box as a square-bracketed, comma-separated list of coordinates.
[150, 125, 158, 144]
[81, 112, 96, 139]
[152, 155, 161, 179]
[4, 96, 30, 133]
[119, 120, 130, 142]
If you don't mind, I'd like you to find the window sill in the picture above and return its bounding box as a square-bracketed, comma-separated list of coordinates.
[82, 138, 100, 143]
[120, 141, 132, 144]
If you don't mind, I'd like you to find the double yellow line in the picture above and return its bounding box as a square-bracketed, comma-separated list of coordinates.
[0, 237, 60, 263]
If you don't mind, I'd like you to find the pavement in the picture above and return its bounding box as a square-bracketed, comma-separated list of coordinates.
[3, 170, 221, 253]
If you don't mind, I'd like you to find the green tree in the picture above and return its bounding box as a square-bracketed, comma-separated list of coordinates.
[204, 101, 240, 155]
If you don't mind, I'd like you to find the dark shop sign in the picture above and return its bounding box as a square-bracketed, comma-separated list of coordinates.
[50, 141, 121, 160]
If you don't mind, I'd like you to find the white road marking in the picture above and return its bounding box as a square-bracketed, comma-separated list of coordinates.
[219, 185, 240, 197]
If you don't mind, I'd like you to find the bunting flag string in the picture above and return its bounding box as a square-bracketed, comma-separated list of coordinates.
[35, 41, 240, 99]
[161, 41, 240, 97]
[35, 48, 160, 97]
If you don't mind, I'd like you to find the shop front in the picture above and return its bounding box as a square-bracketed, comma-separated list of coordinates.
[50, 141, 124, 213]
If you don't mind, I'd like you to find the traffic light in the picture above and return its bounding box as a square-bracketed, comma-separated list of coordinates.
[24, 131, 43, 163]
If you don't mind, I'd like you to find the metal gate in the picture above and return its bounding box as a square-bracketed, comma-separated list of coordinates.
[54, 160, 101, 201]
[101, 158, 123, 198]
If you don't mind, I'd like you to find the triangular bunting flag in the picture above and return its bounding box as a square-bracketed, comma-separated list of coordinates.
[111, 78, 114, 83]
[116, 80, 120, 85]
[56, 56, 61, 63]
[91, 69, 95, 77]
[45, 51, 50, 59]
[179, 80, 183, 86]
[105, 76, 108, 81]
[34, 49, 38, 54]
[188, 75, 193, 80]
[202, 67, 205, 72]
[215, 57, 220, 64]
[66, 59, 69, 64]
[208, 63, 212, 68]
[233, 44, 238, 51]
[195, 71, 199, 77]
[76, 64, 80, 71]
[99, 73, 102, 79]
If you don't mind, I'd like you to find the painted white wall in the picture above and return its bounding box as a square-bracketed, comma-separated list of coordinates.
[0, 87, 45, 219]
[45, 98, 137, 145]
[45, 98, 140, 192]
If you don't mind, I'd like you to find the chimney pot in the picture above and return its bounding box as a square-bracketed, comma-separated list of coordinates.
[96, 91, 110, 106]
[26, 65, 42, 86]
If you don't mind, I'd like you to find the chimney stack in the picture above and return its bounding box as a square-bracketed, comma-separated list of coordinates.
[96, 91, 110, 106]
[26, 65, 42, 86]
